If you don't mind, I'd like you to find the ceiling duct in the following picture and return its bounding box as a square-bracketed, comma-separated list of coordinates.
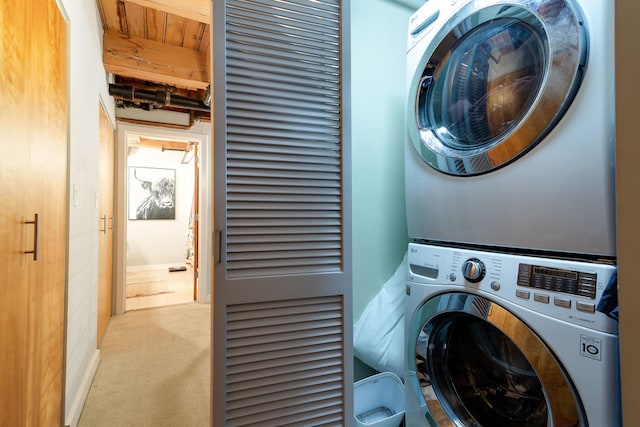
[115, 107, 192, 127]
[109, 83, 211, 112]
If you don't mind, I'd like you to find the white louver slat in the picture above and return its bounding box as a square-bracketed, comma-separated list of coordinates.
[225, 297, 345, 426]
[212, 0, 352, 425]
[223, 0, 344, 279]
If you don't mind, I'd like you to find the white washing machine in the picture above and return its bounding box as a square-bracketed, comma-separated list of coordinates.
[405, 242, 620, 426]
[404, 0, 616, 258]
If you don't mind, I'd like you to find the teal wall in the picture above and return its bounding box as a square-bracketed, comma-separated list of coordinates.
[351, 0, 416, 322]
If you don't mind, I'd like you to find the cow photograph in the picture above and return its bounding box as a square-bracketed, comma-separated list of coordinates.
[128, 166, 176, 220]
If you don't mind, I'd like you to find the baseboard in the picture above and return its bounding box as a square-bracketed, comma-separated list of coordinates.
[126, 263, 187, 273]
[65, 349, 100, 427]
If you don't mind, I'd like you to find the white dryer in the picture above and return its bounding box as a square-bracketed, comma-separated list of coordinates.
[404, 0, 616, 257]
[405, 242, 620, 426]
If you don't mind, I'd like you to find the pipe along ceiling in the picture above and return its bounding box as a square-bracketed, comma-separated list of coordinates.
[109, 83, 211, 112]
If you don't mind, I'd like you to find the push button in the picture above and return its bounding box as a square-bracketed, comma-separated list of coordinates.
[554, 297, 571, 309]
[534, 293, 550, 304]
[516, 289, 530, 300]
[576, 301, 596, 313]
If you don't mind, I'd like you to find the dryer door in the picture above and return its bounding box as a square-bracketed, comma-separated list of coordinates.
[407, 292, 585, 426]
[406, 0, 586, 175]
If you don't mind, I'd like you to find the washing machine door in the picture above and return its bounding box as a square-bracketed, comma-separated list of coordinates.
[408, 292, 585, 426]
[406, 0, 587, 175]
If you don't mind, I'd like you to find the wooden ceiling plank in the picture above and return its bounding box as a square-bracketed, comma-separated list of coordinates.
[145, 8, 166, 42]
[124, 0, 210, 24]
[125, 2, 145, 38]
[97, 0, 121, 31]
[103, 30, 209, 90]
[182, 19, 204, 50]
[165, 13, 187, 46]
[117, 0, 129, 35]
[200, 22, 210, 53]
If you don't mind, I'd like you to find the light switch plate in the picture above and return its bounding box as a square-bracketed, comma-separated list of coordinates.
[72, 183, 79, 207]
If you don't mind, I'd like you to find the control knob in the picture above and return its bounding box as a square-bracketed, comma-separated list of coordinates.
[462, 258, 485, 283]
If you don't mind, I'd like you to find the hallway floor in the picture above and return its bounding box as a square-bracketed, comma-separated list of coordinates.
[126, 265, 195, 311]
[78, 302, 210, 426]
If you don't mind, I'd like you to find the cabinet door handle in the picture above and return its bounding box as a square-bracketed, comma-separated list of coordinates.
[215, 227, 222, 264]
[24, 213, 39, 261]
[109, 216, 113, 231]
[99, 214, 107, 234]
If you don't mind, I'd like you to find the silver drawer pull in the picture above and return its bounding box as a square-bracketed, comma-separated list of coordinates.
[99, 214, 107, 234]
[24, 213, 39, 261]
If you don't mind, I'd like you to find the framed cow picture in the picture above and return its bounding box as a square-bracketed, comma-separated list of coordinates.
[128, 166, 176, 220]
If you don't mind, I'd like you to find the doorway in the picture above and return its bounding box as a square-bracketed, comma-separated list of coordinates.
[114, 122, 211, 315]
[126, 138, 196, 310]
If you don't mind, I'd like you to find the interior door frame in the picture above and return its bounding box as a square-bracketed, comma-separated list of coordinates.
[113, 122, 212, 315]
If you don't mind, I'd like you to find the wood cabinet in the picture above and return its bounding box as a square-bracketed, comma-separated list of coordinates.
[0, 0, 68, 424]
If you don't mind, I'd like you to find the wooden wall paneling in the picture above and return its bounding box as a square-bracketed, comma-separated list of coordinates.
[617, 1, 640, 424]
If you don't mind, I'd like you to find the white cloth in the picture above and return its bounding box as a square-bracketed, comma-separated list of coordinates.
[353, 253, 407, 379]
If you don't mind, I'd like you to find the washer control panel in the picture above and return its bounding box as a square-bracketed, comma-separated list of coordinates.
[407, 243, 617, 334]
[517, 264, 597, 299]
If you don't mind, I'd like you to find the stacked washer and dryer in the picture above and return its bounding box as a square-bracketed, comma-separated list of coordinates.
[403, 0, 620, 426]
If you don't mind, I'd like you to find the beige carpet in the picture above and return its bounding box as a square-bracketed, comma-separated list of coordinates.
[78, 303, 210, 427]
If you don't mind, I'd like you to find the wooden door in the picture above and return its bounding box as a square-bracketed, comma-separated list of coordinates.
[192, 143, 199, 300]
[0, 0, 68, 424]
[98, 103, 115, 346]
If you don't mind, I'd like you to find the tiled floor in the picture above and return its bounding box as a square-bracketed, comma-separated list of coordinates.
[125, 265, 195, 311]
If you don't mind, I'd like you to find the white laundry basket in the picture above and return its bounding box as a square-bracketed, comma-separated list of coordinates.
[354, 372, 405, 427]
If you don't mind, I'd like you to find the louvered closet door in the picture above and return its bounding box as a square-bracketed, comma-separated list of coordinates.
[212, 1, 352, 426]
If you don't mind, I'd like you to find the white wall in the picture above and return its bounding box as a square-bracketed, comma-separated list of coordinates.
[351, 0, 414, 321]
[59, 0, 114, 425]
[127, 148, 195, 268]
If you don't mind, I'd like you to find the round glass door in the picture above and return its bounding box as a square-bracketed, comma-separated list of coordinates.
[408, 292, 585, 426]
[407, 0, 587, 175]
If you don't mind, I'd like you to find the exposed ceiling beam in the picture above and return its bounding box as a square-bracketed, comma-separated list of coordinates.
[125, 0, 210, 24]
[103, 30, 209, 90]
